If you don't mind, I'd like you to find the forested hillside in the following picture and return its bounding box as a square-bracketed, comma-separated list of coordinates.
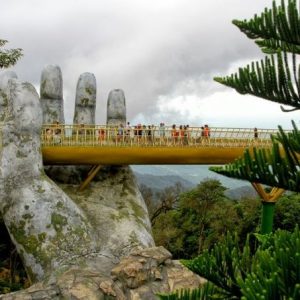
[141, 178, 300, 259]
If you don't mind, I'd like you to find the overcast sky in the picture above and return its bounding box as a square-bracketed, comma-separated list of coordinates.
[1, 0, 299, 129]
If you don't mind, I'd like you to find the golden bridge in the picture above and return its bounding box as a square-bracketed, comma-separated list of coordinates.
[41, 124, 281, 165]
[41, 124, 288, 197]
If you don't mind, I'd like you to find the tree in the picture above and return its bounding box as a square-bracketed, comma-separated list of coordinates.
[152, 180, 298, 262]
[177, 179, 227, 256]
[211, 0, 300, 233]
[151, 183, 184, 226]
[0, 40, 22, 68]
[151, 179, 232, 258]
[140, 182, 184, 226]
[273, 192, 300, 230]
[159, 227, 300, 300]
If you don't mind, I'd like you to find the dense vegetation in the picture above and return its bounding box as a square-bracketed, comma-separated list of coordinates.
[159, 227, 300, 299]
[143, 179, 300, 299]
[142, 179, 300, 258]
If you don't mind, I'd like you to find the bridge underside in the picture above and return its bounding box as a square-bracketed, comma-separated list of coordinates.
[42, 146, 247, 165]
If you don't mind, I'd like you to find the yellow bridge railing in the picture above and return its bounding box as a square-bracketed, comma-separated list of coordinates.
[41, 124, 285, 148]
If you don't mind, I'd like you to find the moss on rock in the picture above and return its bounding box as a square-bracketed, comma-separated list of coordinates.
[51, 213, 67, 233]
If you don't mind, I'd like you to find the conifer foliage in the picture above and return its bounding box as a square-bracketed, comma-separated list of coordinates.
[233, 0, 300, 54]
[212, 0, 300, 191]
[158, 227, 300, 300]
[0, 39, 22, 69]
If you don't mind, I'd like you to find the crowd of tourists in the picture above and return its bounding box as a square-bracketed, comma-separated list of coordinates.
[44, 121, 213, 145]
[43, 122, 261, 146]
[97, 122, 212, 145]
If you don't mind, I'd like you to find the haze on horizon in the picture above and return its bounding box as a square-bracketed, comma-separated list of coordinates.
[1, 0, 299, 129]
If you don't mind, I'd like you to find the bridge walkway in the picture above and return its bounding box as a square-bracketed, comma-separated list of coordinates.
[40, 124, 281, 165]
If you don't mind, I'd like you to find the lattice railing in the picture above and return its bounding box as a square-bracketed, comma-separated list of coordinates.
[40, 124, 286, 148]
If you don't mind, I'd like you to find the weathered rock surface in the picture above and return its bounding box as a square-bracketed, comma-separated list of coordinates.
[58, 166, 155, 267]
[0, 247, 205, 300]
[107, 89, 126, 125]
[45, 166, 155, 276]
[40, 65, 64, 124]
[73, 72, 96, 125]
[0, 79, 98, 282]
[0, 71, 17, 121]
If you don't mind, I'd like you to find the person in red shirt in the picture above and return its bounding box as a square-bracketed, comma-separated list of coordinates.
[171, 124, 177, 145]
[204, 124, 210, 142]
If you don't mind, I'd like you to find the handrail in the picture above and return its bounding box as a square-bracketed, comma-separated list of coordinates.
[39, 124, 288, 148]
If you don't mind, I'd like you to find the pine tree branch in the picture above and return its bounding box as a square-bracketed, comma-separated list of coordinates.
[214, 52, 300, 108]
[0, 39, 8, 47]
[0, 39, 23, 69]
[233, 0, 300, 54]
[210, 121, 300, 192]
[256, 38, 300, 55]
[0, 49, 23, 69]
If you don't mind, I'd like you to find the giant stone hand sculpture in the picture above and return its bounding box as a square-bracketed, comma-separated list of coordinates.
[0, 68, 202, 299]
[0, 66, 154, 283]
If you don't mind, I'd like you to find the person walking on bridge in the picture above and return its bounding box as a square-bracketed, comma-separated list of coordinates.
[171, 124, 178, 145]
[125, 122, 131, 143]
[179, 125, 184, 145]
[98, 127, 106, 144]
[203, 124, 210, 144]
[159, 122, 166, 145]
[254, 127, 258, 139]
[117, 124, 124, 144]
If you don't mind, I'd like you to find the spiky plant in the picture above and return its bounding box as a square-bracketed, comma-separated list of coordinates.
[159, 227, 300, 300]
[158, 282, 220, 300]
[211, 0, 300, 233]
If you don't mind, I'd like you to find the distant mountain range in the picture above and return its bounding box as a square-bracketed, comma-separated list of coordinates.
[132, 165, 257, 200]
[134, 173, 195, 193]
[131, 165, 249, 189]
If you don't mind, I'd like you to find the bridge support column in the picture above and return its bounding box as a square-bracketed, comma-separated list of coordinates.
[251, 182, 285, 234]
[79, 165, 102, 191]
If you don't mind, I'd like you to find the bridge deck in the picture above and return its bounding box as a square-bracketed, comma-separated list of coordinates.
[42, 145, 250, 165]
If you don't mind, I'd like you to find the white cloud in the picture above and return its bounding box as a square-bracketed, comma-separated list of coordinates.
[134, 90, 299, 129]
